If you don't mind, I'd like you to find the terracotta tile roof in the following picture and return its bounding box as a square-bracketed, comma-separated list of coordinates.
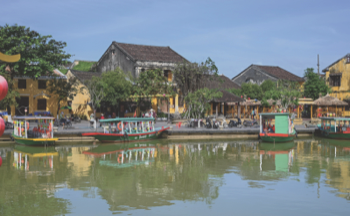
[113, 42, 188, 63]
[212, 90, 244, 103]
[205, 74, 241, 90]
[256, 65, 304, 82]
[70, 70, 101, 82]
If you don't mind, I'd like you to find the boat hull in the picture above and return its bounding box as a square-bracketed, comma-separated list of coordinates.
[316, 129, 350, 140]
[82, 127, 170, 143]
[260, 133, 294, 143]
[12, 134, 58, 145]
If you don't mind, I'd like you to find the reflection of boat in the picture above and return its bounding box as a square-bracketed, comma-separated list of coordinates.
[12, 116, 58, 145]
[83, 143, 156, 157]
[14, 145, 58, 157]
[13, 145, 57, 172]
[259, 142, 295, 152]
[316, 117, 350, 140]
[324, 139, 350, 151]
[83, 143, 156, 168]
[82, 117, 169, 143]
[259, 142, 295, 172]
[259, 113, 295, 143]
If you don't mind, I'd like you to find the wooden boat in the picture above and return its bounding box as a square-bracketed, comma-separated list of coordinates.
[259, 113, 296, 143]
[316, 117, 350, 140]
[11, 116, 58, 145]
[82, 117, 170, 143]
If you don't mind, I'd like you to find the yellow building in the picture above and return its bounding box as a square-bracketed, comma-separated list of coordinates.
[323, 54, 350, 100]
[66, 70, 97, 120]
[10, 69, 69, 118]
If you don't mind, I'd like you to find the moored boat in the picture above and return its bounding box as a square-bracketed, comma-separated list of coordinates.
[82, 117, 169, 143]
[316, 117, 350, 140]
[259, 113, 296, 143]
[12, 116, 58, 145]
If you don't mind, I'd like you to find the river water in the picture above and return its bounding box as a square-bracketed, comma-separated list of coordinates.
[0, 139, 349, 215]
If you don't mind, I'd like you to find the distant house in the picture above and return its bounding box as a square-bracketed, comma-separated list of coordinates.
[96, 41, 187, 79]
[12, 69, 67, 117]
[322, 53, 350, 101]
[231, 64, 304, 86]
[96, 41, 188, 114]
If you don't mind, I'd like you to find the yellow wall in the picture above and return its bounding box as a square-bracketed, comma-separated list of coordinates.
[325, 57, 350, 100]
[66, 71, 94, 120]
[11, 78, 68, 118]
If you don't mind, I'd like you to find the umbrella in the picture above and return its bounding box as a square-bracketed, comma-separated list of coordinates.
[61, 106, 72, 110]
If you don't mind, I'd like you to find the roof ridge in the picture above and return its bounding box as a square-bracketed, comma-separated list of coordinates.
[114, 41, 170, 48]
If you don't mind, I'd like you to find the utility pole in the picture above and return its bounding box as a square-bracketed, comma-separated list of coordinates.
[317, 54, 320, 75]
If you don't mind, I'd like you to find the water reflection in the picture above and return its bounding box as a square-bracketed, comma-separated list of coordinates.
[0, 139, 350, 215]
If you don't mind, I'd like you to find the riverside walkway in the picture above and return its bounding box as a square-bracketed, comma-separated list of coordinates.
[0, 120, 317, 143]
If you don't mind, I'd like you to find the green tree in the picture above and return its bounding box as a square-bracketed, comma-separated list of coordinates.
[173, 57, 219, 104]
[83, 76, 105, 117]
[303, 68, 331, 99]
[101, 68, 133, 108]
[260, 80, 276, 92]
[47, 76, 79, 116]
[262, 80, 301, 109]
[184, 88, 222, 120]
[134, 69, 175, 116]
[0, 24, 71, 108]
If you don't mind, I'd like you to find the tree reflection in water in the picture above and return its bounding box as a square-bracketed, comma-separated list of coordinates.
[1, 139, 350, 215]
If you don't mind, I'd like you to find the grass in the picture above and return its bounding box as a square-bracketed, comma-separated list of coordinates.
[72, 61, 96, 72]
[59, 68, 69, 74]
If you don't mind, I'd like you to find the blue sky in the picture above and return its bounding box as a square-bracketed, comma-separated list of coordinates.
[1, 0, 350, 78]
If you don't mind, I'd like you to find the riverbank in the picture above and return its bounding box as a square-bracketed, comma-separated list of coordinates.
[0, 120, 317, 144]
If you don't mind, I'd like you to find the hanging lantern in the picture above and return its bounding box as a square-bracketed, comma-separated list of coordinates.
[0, 76, 8, 101]
[0, 117, 5, 137]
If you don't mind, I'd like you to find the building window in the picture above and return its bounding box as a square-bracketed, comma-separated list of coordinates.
[38, 80, 46, 89]
[141, 68, 145, 73]
[346, 57, 350, 64]
[18, 79, 26, 89]
[164, 70, 169, 78]
[37, 99, 47, 110]
[329, 75, 341, 87]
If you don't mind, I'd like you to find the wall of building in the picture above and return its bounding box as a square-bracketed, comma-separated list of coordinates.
[97, 44, 135, 77]
[10, 78, 68, 118]
[325, 58, 350, 100]
[66, 71, 94, 120]
[232, 66, 278, 86]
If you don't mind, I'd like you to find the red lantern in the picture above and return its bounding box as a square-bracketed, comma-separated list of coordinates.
[0, 156, 2, 167]
[0, 76, 8, 101]
[0, 117, 4, 137]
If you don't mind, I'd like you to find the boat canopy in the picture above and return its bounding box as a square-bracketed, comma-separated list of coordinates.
[13, 116, 55, 120]
[320, 117, 350, 121]
[100, 117, 155, 123]
[259, 113, 290, 119]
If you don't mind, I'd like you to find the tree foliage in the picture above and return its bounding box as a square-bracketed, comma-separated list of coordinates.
[303, 68, 331, 100]
[101, 68, 133, 106]
[227, 80, 277, 100]
[173, 57, 219, 103]
[183, 88, 222, 119]
[0, 24, 71, 108]
[262, 80, 301, 109]
[0, 24, 71, 78]
[133, 69, 176, 112]
[83, 76, 105, 113]
[47, 76, 79, 115]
